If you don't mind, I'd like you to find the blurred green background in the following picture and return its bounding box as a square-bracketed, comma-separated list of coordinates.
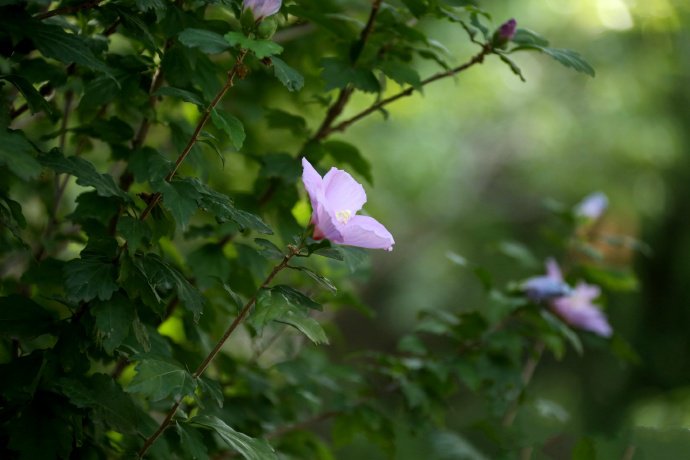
[287, 0, 690, 458]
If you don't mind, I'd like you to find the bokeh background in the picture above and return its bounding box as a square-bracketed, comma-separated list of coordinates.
[265, 0, 690, 457]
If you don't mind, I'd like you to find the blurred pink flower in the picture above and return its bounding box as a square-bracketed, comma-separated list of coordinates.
[533, 258, 613, 337]
[243, 0, 281, 20]
[302, 158, 394, 251]
[498, 18, 517, 41]
[575, 191, 608, 220]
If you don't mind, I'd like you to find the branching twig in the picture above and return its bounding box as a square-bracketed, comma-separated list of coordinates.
[34, 0, 105, 20]
[138, 49, 249, 222]
[324, 44, 492, 138]
[137, 246, 300, 458]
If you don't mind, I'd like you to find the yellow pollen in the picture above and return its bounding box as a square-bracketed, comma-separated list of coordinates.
[335, 209, 352, 224]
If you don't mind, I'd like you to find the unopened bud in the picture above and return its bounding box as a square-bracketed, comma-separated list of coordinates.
[492, 18, 517, 48]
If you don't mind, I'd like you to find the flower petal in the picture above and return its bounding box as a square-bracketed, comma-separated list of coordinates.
[322, 168, 367, 214]
[314, 203, 343, 242]
[551, 301, 612, 337]
[301, 158, 324, 213]
[338, 215, 394, 251]
[545, 257, 563, 281]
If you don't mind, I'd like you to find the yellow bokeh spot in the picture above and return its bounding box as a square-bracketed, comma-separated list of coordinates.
[292, 200, 311, 227]
[158, 316, 186, 344]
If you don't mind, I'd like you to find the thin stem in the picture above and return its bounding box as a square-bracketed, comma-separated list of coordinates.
[138, 49, 248, 222]
[324, 44, 492, 138]
[502, 341, 546, 427]
[35, 0, 105, 20]
[137, 247, 298, 458]
[311, 0, 382, 142]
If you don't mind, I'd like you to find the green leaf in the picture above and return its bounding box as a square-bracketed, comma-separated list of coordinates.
[179, 28, 230, 54]
[265, 109, 308, 137]
[379, 61, 422, 90]
[211, 109, 245, 150]
[56, 374, 156, 436]
[7, 397, 76, 460]
[323, 140, 373, 184]
[189, 415, 278, 460]
[137, 253, 205, 321]
[321, 57, 380, 93]
[39, 150, 130, 200]
[0, 129, 42, 180]
[32, 24, 112, 77]
[224, 31, 283, 59]
[252, 288, 328, 345]
[289, 266, 337, 293]
[117, 215, 152, 253]
[511, 28, 550, 47]
[271, 56, 304, 92]
[91, 293, 135, 355]
[127, 354, 197, 401]
[176, 422, 210, 460]
[0, 75, 55, 117]
[272, 285, 322, 310]
[512, 45, 595, 77]
[571, 436, 597, 460]
[259, 153, 302, 182]
[497, 53, 526, 82]
[158, 179, 202, 229]
[64, 254, 119, 302]
[190, 179, 273, 234]
[0, 295, 56, 339]
[254, 238, 284, 259]
[497, 240, 539, 269]
[541, 310, 583, 356]
[154, 86, 205, 107]
[68, 191, 120, 225]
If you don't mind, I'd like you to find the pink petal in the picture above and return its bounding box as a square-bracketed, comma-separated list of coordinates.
[301, 158, 324, 209]
[546, 258, 563, 281]
[314, 202, 343, 242]
[338, 215, 394, 251]
[322, 168, 367, 214]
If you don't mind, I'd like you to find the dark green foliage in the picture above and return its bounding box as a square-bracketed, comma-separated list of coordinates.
[0, 0, 608, 459]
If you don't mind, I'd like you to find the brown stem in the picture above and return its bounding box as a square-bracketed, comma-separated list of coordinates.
[311, 0, 382, 142]
[34, 0, 105, 20]
[138, 49, 248, 222]
[324, 44, 492, 138]
[502, 341, 546, 427]
[137, 248, 297, 458]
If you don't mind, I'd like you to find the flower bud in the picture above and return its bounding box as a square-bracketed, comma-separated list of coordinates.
[243, 0, 282, 22]
[523, 276, 572, 302]
[492, 18, 517, 48]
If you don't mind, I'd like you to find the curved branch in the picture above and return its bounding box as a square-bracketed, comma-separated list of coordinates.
[137, 247, 299, 458]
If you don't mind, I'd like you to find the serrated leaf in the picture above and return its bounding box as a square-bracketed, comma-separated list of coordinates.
[252, 238, 283, 260]
[154, 86, 205, 107]
[321, 57, 380, 93]
[158, 179, 202, 229]
[497, 53, 526, 82]
[0, 75, 55, 117]
[64, 256, 119, 303]
[177, 422, 210, 460]
[0, 129, 42, 180]
[512, 45, 595, 77]
[189, 415, 277, 460]
[270, 56, 304, 92]
[32, 24, 113, 77]
[225, 32, 283, 59]
[179, 28, 230, 54]
[379, 61, 422, 90]
[252, 288, 328, 344]
[127, 355, 197, 401]
[91, 293, 135, 354]
[57, 374, 155, 436]
[39, 150, 129, 200]
[0, 295, 56, 339]
[137, 253, 205, 321]
[272, 285, 322, 310]
[511, 28, 550, 47]
[210, 109, 245, 150]
[290, 266, 337, 293]
[117, 215, 152, 253]
[190, 179, 272, 234]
